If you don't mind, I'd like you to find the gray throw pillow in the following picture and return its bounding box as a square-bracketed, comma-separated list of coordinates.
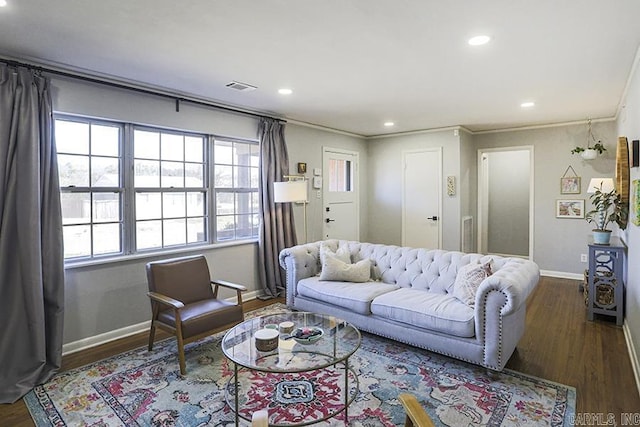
[320, 242, 351, 264]
[452, 261, 493, 306]
[319, 252, 371, 282]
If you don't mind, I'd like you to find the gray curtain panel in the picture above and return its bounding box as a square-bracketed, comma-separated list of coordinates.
[258, 118, 297, 298]
[0, 65, 65, 403]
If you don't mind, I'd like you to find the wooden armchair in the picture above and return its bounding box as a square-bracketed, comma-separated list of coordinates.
[146, 254, 246, 375]
[399, 394, 436, 427]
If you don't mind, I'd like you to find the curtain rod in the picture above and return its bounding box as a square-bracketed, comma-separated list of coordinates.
[1, 57, 285, 123]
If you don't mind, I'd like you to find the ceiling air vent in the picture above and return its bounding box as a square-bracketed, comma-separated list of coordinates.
[225, 81, 257, 92]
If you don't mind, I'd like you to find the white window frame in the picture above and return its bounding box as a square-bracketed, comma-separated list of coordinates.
[56, 114, 261, 264]
[212, 138, 260, 242]
[56, 115, 125, 260]
[131, 125, 209, 252]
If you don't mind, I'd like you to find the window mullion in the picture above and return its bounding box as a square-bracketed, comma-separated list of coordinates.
[123, 123, 135, 255]
[208, 135, 215, 244]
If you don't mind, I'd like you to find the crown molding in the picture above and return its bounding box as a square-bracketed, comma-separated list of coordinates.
[472, 117, 616, 135]
[366, 125, 472, 140]
[616, 44, 640, 121]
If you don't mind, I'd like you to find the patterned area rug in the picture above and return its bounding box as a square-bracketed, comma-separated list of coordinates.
[25, 304, 575, 426]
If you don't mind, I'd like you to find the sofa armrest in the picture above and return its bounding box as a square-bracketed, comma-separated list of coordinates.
[279, 242, 321, 306]
[473, 258, 540, 369]
[475, 258, 540, 316]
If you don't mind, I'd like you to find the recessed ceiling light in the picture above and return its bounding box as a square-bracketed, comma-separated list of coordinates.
[278, 88, 293, 95]
[0, 0, 7, 7]
[468, 35, 491, 46]
[383, 121, 395, 127]
[521, 101, 535, 108]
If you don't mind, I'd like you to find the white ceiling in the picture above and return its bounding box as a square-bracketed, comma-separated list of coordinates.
[1, 1, 640, 136]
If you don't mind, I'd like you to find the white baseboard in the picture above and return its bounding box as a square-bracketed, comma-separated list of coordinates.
[62, 290, 262, 356]
[62, 320, 151, 355]
[540, 270, 583, 280]
[623, 321, 640, 398]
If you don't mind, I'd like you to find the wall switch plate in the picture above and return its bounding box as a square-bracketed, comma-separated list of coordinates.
[316, 190, 321, 199]
[580, 254, 588, 263]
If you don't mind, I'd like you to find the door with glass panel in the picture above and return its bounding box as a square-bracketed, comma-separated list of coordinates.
[322, 148, 359, 241]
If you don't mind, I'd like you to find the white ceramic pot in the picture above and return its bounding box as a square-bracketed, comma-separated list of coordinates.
[581, 149, 598, 160]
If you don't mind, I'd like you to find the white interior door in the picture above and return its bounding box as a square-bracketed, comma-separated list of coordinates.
[322, 148, 359, 240]
[402, 149, 441, 249]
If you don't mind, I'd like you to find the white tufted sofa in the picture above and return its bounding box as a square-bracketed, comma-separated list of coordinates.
[279, 240, 540, 371]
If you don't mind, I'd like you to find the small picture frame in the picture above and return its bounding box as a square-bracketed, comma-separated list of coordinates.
[297, 162, 307, 174]
[560, 176, 581, 194]
[446, 176, 456, 196]
[556, 199, 585, 218]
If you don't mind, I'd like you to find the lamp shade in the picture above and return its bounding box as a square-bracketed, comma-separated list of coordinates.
[587, 178, 615, 194]
[273, 180, 307, 203]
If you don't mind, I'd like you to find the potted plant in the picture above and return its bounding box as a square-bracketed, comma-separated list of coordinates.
[571, 118, 607, 160]
[571, 142, 607, 160]
[585, 184, 628, 244]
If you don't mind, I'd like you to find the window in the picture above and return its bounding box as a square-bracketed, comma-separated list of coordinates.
[56, 118, 123, 259]
[214, 139, 260, 241]
[133, 128, 207, 250]
[56, 115, 259, 262]
[328, 158, 353, 192]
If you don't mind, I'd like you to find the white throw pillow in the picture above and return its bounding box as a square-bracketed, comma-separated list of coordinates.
[452, 261, 493, 306]
[320, 242, 351, 265]
[319, 252, 371, 282]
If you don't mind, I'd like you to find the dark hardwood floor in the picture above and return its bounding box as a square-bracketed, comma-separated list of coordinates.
[2, 277, 639, 425]
[506, 276, 640, 418]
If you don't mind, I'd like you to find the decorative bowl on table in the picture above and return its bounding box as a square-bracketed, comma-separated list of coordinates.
[290, 326, 324, 345]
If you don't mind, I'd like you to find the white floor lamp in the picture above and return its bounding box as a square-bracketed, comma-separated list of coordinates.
[273, 176, 308, 243]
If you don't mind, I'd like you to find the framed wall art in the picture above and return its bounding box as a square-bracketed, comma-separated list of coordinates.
[556, 199, 585, 218]
[561, 177, 581, 194]
[560, 165, 581, 194]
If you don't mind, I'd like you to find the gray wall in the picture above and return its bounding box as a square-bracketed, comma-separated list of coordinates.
[52, 77, 367, 346]
[64, 247, 260, 345]
[616, 50, 640, 382]
[285, 124, 369, 243]
[474, 121, 617, 273]
[367, 129, 462, 250]
[459, 129, 477, 241]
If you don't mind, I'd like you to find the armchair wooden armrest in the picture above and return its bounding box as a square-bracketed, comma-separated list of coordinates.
[398, 394, 435, 427]
[211, 279, 247, 305]
[147, 291, 185, 309]
[211, 280, 247, 292]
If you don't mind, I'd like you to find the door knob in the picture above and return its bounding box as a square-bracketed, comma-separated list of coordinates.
[428, 216, 439, 221]
[325, 218, 335, 223]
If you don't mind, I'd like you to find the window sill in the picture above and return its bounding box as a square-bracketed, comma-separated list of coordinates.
[64, 239, 258, 270]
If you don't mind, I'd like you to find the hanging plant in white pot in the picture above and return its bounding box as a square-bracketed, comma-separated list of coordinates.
[571, 119, 607, 160]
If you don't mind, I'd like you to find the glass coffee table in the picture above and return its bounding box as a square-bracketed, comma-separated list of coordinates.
[221, 311, 361, 426]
